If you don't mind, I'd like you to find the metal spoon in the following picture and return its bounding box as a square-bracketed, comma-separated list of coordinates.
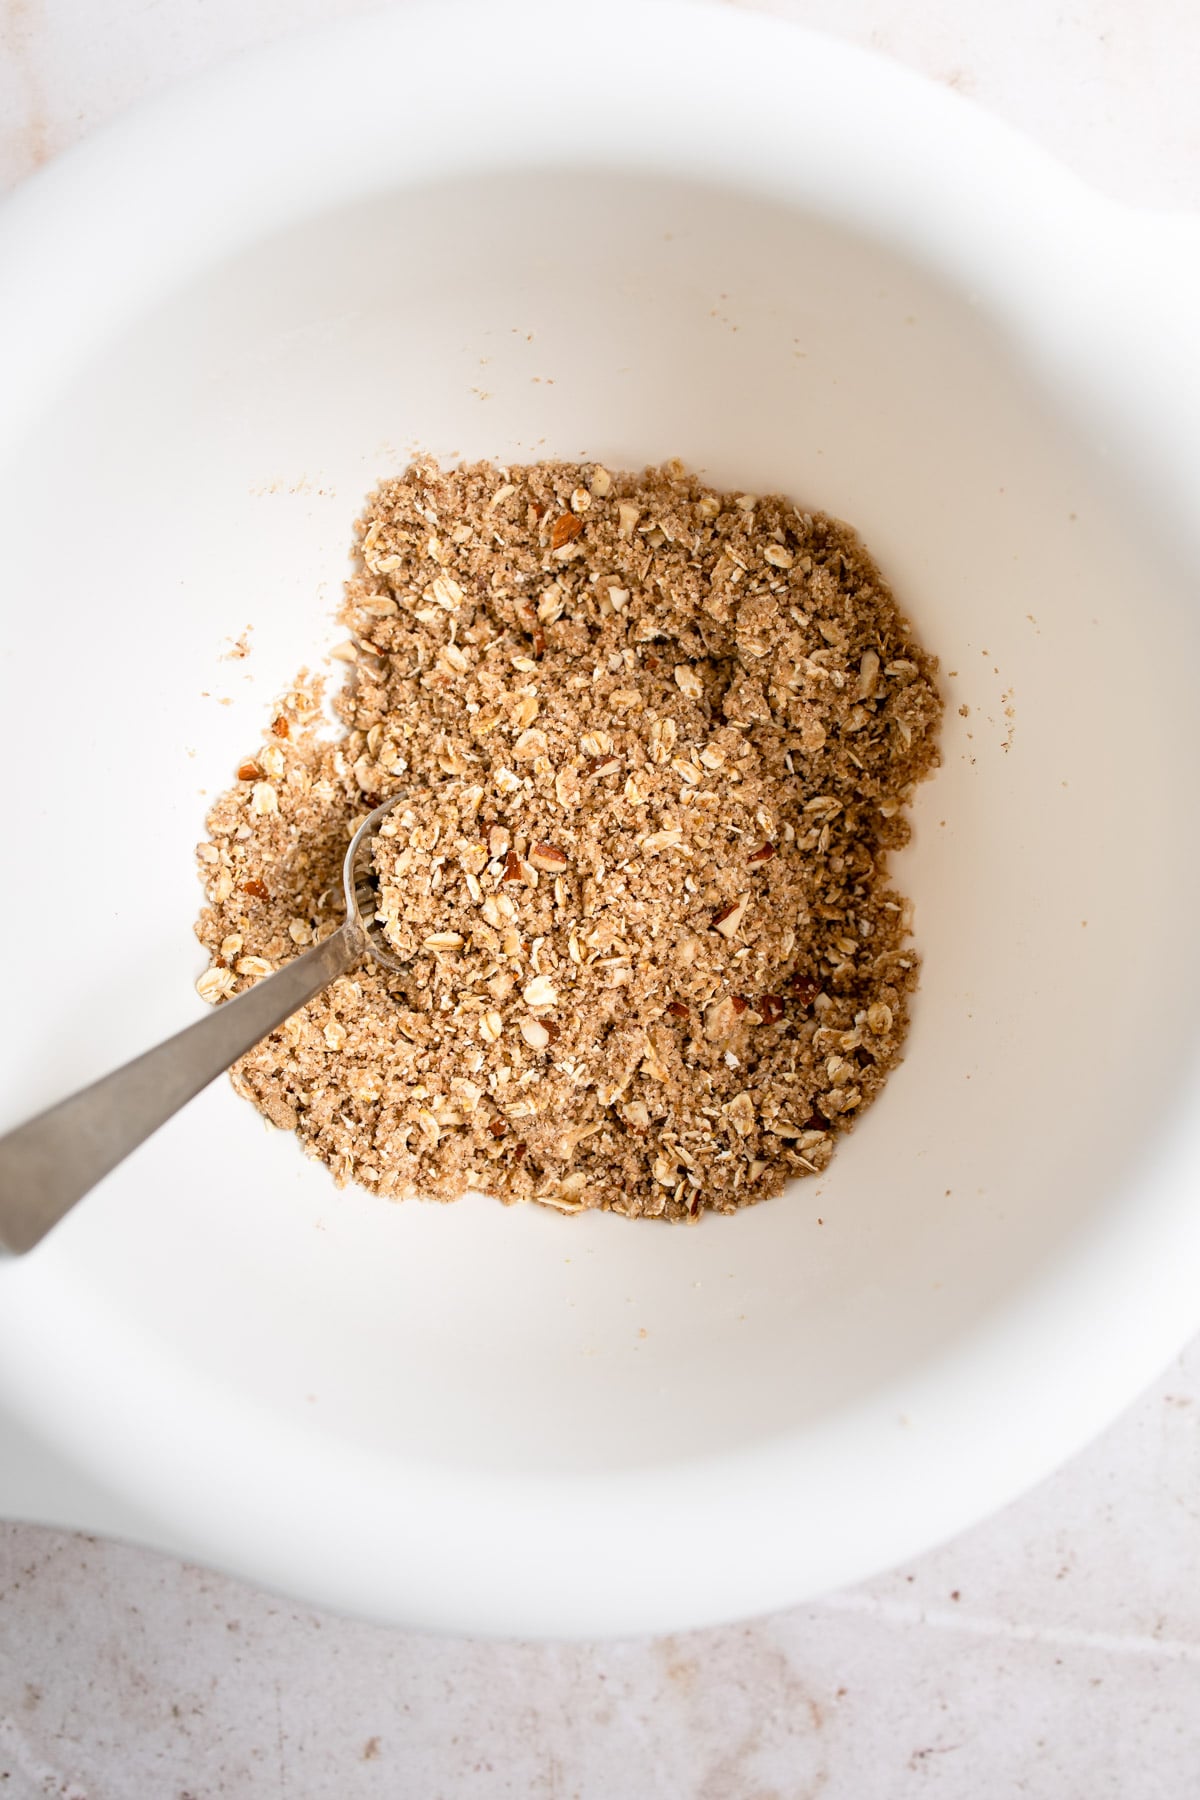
[0, 794, 407, 1255]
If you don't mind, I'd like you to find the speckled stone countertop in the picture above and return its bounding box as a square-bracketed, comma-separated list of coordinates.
[2, 3, 1199, 1795]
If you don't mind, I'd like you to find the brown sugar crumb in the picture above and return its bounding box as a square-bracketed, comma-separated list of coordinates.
[193, 458, 942, 1219]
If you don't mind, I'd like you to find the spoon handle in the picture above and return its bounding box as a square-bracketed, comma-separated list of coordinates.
[0, 922, 364, 1256]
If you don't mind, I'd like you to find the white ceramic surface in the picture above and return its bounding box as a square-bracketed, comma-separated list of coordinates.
[1, 0, 1200, 1639]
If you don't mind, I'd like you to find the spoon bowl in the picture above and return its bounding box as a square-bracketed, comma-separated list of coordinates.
[343, 793, 410, 974]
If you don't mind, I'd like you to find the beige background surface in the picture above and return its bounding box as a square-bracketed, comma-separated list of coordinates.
[2, 2, 1199, 1795]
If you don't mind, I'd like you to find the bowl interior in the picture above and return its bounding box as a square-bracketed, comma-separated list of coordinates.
[2, 169, 1198, 1558]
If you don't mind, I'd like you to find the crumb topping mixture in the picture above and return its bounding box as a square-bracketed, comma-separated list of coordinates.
[195, 459, 941, 1218]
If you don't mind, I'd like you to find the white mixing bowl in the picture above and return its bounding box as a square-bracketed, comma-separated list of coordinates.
[2, 1, 1199, 1638]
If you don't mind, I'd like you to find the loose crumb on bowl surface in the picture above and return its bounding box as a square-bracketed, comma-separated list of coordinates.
[194, 458, 941, 1219]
